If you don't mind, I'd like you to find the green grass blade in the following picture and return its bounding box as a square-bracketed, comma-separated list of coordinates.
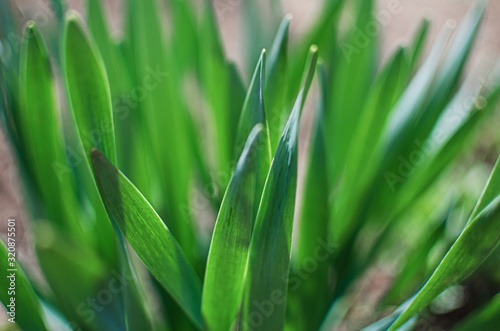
[328, 0, 377, 182]
[411, 0, 486, 150]
[290, 61, 330, 331]
[389, 165, 500, 330]
[199, 0, 232, 178]
[242, 47, 318, 331]
[236, 50, 272, 221]
[0, 239, 47, 331]
[408, 19, 430, 68]
[265, 15, 291, 151]
[62, 13, 116, 166]
[18, 22, 82, 236]
[202, 125, 263, 331]
[90, 149, 203, 329]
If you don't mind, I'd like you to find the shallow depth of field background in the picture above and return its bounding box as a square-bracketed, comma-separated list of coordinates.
[1, 0, 500, 329]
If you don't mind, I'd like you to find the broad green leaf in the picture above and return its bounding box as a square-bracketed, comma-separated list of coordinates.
[265, 15, 291, 151]
[0, 239, 47, 331]
[290, 61, 330, 331]
[242, 46, 318, 331]
[452, 293, 500, 331]
[235, 49, 272, 221]
[202, 125, 263, 331]
[389, 176, 500, 330]
[90, 149, 203, 329]
[62, 13, 116, 166]
[18, 22, 82, 236]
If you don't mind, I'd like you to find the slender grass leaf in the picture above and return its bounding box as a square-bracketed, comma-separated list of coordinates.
[62, 13, 116, 166]
[328, 0, 377, 182]
[235, 50, 272, 221]
[242, 46, 318, 331]
[290, 61, 330, 331]
[199, 0, 232, 178]
[0, 239, 47, 331]
[18, 22, 82, 236]
[90, 149, 203, 329]
[265, 15, 291, 151]
[408, 19, 430, 69]
[389, 185, 500, 330]
[202, 125, 263, 331]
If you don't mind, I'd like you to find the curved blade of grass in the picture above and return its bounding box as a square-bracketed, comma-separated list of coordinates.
[389, 182, 500, 330]
[202, 125, 263, 331]
[265, 15, 291, 150]
[408, 19, 430, 68]
[451, 292, 500, 331]
[392, 82, 500, 219]
[0, 240, 47, 331]
[62, 13, 116, 166]
[90, 149, 203, 329]
[18, 22, 82, 236]
[290, 61, 331, 331]
[242, 46, 318, 331]
[411, 0, 486, 152]
[236, 50, 272, 221]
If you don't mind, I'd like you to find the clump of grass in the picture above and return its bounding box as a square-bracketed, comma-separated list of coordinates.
[1, 0, 500, 330]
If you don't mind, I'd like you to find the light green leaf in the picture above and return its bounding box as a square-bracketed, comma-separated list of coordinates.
[90, 149, 203, 329]
[265, 15, 291, 151]
[62, 13, 116, 166]
[19, 22, 82, 236]
[242, 46, 318, 331]
[202, 125, 263, 331]
[235, 49, 272, 221]
[389, 163, 500, 330]
[290, 61, 330, 331]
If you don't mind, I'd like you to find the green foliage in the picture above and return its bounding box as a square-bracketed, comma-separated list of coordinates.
[1, 0, 500, 330]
